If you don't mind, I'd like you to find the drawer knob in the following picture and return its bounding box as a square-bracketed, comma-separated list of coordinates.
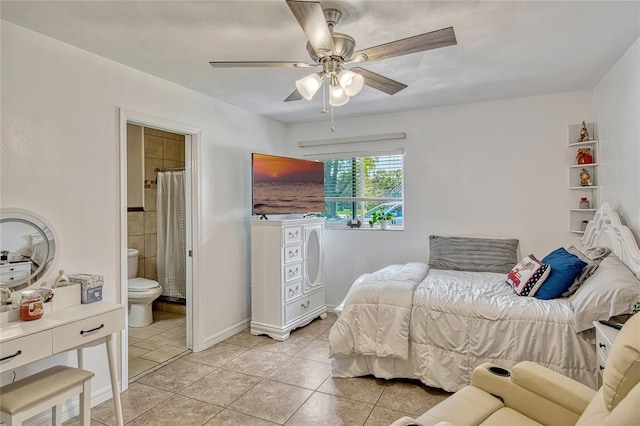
[600, 365, 605, 371]
[289, 286, 299, 296]
[0, 350, 22, 362]
[80, 324, 105, 336]
[599, 343, 606, 349]
[301, 301, 310, 309]
[289, 249, 299, 257]
[288, 231, 299, 238]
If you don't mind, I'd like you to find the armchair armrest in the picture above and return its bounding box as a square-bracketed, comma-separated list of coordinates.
[511, 361, 595, 413]
[471, 362, 596, 425]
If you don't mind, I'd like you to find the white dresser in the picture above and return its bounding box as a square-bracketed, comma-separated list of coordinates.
[0, 261, 32, 287]
[250, 217, 326, 340]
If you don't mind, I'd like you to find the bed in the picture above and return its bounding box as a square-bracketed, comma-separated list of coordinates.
[328, 203, 640, 392]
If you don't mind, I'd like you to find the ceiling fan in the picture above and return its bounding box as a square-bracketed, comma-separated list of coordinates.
[209, 0, 457, 108]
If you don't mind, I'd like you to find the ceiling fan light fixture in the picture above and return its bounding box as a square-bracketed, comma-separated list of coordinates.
[338, 69, 365, 97]
[329, 83, 350, 107]
[295, 73, 323, 100]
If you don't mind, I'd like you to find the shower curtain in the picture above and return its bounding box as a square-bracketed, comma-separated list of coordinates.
[157, 171, 187, 299]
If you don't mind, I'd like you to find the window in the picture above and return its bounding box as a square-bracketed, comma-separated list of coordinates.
[321, 152, 404, 228]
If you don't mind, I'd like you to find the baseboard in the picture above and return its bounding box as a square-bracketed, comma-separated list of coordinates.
[198, 308, 337, 353]
[325, 303, 339, 313]
[19, 384, 114, 425]
[199, 317, 251, 351]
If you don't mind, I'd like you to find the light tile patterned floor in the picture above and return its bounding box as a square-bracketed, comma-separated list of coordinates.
[65, 313, 449, 425]
[127, 311, 190, 380]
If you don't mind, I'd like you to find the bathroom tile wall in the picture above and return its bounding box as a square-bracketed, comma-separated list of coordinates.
[127, 126, 185, 281]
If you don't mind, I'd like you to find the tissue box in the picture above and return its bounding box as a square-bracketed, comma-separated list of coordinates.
[68, 273, 103, 304]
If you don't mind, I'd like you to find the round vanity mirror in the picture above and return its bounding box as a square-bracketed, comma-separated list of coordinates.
[0, 210, 57, 291]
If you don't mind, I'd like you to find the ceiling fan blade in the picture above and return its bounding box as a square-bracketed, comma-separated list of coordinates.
[351, 27, 456, 63]
[284, 89, 304, 102]
[209, 61, 317, 68]
[350, 67, 407, 95]
[286, 0, 335, 57]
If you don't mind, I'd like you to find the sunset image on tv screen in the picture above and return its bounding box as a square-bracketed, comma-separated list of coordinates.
[252, 153, 325, 215]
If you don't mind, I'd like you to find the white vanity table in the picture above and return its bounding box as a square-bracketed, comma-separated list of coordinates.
[0, 210, 125, 424]
[0, 301, 125, 425]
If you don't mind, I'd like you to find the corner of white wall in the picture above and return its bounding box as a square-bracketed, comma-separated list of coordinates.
[592, 37, 640, 236]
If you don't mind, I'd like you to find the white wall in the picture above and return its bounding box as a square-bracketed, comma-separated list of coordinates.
[1, 21, 287, 395]
[593, 37, 640, 237]
[288, 92, 593, 306]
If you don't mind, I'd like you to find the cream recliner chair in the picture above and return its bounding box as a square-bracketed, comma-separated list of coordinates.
[392, 313, 640, 426]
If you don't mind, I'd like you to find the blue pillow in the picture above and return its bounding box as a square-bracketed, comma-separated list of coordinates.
[535, 247, 587, 300]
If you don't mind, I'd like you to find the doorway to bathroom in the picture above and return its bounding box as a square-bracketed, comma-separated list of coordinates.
[119, 109, 201, 388]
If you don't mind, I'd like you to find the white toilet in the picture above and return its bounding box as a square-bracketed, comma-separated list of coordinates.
[127, 248, 163, 327]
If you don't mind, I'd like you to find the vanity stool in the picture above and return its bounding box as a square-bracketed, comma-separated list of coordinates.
[0, 365, 94, 426]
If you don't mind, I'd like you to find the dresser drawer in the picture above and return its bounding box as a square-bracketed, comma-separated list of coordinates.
[596, 333, 612, 373]
[52, 309, 124, 352]
[285, 290, 324, 324]
[0, 263, 31, 284]
[283, 262, 302, 284]
[594, 322, 619, 378]
[285, 281, 302, 302]
[284, 244, 302, 264]
[283, 226, 302, 244]
[0, 271, 30, 285]
[0, 263, 31, 275]
[0, 330, 52, 372]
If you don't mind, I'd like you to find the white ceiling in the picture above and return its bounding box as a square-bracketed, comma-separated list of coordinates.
[2, 1, 639, 124]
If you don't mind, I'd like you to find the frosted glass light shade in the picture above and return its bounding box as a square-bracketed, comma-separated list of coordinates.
[295, 73, 322, 100]
[338, 69, 365, 97]
[329, 84, 350, 107]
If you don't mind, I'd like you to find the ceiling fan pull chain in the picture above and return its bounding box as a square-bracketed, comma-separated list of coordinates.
[330, 105, 335, 132]
[321, 78, 327, 114]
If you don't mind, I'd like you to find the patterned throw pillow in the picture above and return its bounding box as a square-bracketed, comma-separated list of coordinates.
[506, 255, 551, 296]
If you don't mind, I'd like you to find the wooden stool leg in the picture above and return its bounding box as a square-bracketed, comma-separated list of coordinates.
[80, 378, 92, 426]
[52, 403, 63, 426]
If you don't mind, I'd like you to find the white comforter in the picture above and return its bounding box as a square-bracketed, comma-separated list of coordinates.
[330, 265, 597, 392]
[329, 262, 428, 360]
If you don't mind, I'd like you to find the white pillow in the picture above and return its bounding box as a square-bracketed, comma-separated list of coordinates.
[570, 255, 640, 332]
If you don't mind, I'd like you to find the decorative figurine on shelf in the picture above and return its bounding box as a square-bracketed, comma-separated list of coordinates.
[580, 197, 590, 209]
[580, 168, 591, 186]
[580, 220, 589, 231]
[579, 121, 590, 142]
[576, 148, 593, 164]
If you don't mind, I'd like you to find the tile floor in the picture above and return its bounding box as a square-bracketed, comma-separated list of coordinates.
[127, 311, 190, 380]
[65, 312, 450, 425]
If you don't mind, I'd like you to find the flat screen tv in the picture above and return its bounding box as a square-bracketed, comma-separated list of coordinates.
[252, 153, 325, 215]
